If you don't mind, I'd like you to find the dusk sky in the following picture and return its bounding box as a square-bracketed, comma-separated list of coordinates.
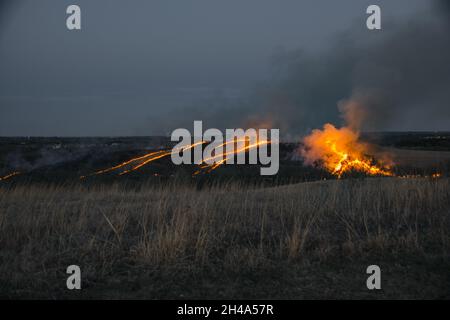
[0, 0, 447, 136]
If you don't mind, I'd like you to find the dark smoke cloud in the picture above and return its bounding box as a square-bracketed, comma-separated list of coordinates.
[0, 1, 13, 19]
[345, 6, 450, 132]
[0, 1, 446, 136]
[176, 0, 450, 136]
[437, 0, 450, 16]
[0, 1, 20, 38]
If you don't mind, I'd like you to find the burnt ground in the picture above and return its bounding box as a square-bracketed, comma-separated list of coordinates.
[0, 132, 449, 187]
[0, 133, 449, 300]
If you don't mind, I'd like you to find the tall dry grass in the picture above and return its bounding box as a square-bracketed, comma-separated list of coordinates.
[0, 177, 449, 298]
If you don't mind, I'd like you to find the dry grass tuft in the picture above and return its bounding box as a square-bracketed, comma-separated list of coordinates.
[0, 177, 449, 299]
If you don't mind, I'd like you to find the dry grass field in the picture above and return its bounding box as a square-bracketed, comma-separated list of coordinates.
[386, 147, 450, 169]
[0, 177, 449, 299]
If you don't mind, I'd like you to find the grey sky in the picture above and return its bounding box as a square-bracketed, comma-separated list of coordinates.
[0, 0, 440, 136]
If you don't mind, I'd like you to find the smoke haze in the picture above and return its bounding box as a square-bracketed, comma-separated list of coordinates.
[233, 0, 450, 135]
[0, 1, 447, 136]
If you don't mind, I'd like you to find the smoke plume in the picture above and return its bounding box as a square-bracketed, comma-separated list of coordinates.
[221, 0, 450, 135]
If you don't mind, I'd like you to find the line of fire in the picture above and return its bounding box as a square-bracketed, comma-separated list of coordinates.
[0, 128, 445, 183]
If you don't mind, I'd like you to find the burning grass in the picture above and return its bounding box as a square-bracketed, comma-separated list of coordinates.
[300, 96, 396, 178]
[0, 171, 21, 181]
[301, 124, 393, 178]
[0, 177, 449, 299]
[79, 137, 270, 180]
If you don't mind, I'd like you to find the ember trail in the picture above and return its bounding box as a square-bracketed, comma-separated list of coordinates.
[0, 171, 21, 181]
[80, 137, 274, 179]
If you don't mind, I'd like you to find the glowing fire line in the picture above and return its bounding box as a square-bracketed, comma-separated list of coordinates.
[195, 139, 271, 175]
[80, 140, 210, 178]
[80, 150, 166, 179]
[80, 138, 271, 179]
[0, 171, 21, 181]
[327, 141, 393, 178]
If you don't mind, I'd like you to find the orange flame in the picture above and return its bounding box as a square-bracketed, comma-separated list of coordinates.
[301, 123, 393, 178]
